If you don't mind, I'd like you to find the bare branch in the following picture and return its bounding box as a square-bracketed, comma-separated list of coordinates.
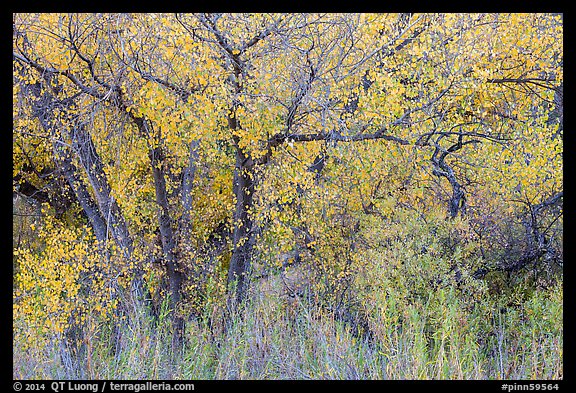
[487, 77, 559, 91]
[239, 15, 285, 53]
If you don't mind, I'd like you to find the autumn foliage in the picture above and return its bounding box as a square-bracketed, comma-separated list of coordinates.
[13, 13, 562, 379]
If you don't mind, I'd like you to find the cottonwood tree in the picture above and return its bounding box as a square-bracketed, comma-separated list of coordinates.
[13, 13, 562, 345]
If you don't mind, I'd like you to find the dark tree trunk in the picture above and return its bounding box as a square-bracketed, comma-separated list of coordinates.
[547, 82, 563, 138]
[69, 123, 134, 257]
[17, 79, 107, 245]
[54, 145, 109, 243]
[20, 77, 131, 250]
[179, 140, 199, 272]
[180, 140, 200, 228]
[431, 138, 467, 219]
[16, 72, 134, 360]
[149, 146, 185, 347]
[228, 148, 256, 308]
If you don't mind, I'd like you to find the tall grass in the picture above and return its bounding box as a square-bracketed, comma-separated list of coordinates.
[13, 276, 562, 380]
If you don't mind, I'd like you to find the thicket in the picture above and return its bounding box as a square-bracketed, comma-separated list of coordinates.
[13, 13, 562, 380]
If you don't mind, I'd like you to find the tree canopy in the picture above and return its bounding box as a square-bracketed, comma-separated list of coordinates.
[13, 13, 562, 350]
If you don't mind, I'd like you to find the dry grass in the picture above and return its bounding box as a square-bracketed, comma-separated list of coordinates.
[13, 275, 562, 380]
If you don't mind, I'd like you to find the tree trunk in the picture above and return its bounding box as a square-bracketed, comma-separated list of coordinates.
[149, 146, 185, 348]
[179, 140, 199, 272]
[547, 82, 563, 138]
[17, 75, 134, 359]
[69, 123, 134, 257]
[17, 79, 112, 247]
[180, 140, 200, 228]
[228, 148, 256, 308]
[53, 144, 108, 243]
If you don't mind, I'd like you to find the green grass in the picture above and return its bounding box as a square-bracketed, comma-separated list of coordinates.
[13, 277, 562, 380]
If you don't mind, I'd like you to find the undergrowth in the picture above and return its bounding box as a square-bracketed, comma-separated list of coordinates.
[13, 277, 562, 380]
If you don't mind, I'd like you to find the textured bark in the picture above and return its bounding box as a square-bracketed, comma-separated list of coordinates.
[431, 136, 468, 219]
[548, 82, 563, 138]
[129, 105, 188, 347]
[15, 65, 132, 360]
[54, 146, 108, 243]
[18, 78, 113, 246]
[149, 146, 184, 346]
[69, 123, 134, 256]
[228, 148, 256, 307]
[180, 140, 200, 234]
